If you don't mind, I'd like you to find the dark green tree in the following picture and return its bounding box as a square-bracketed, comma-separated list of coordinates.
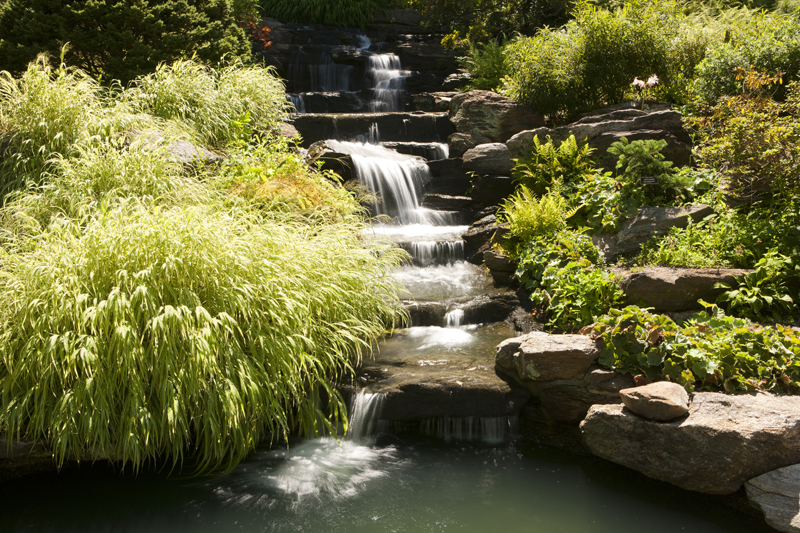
[0, 0, 251, 85]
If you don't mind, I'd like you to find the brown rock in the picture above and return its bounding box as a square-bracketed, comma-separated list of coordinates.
[619, 267, 752, 312]
[539, 383, 622, 424]
[581, 392, 800, 494]
[450, 90, 544, 143]
[588, 369, 636, 394]
[620, 382, 690, 421]
[496, 331, 598, 382]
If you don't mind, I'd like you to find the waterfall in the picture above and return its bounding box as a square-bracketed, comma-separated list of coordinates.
[401, 241, 465, 266]
[289, 94, 306, 113]
[367, 54, 409, 112]
[288, 50, 353, 92]
[326, 140, 451, 225]
[348, 390, 385, 443]
[444, 309, 464, 327]
[420, 415, 516, 443]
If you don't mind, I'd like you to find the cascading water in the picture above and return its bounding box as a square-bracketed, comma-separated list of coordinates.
[421, 415, 516, 443]
[287, 49, 353, 92]
[444, 308, 464, 327]
[400, 240, 464, 266]
[348, 390, 386, 443]
[367, 54, 410, 112]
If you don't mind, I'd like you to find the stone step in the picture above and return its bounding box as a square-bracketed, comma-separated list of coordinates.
[422, 194, 472, 210]
[380, 141, 449, 160]
[289, 112, 453, 147]
[423, 178, 469, 197]
[288, 91, 367, 114]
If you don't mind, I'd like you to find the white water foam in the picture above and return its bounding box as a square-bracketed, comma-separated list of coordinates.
[367, 54, 410, 112]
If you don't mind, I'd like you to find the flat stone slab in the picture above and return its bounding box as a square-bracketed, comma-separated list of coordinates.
[581, 392, 800, 494]
[289, 112, 453, 147]
[747, 464, 800, 533]
[617, 266, 752, 312]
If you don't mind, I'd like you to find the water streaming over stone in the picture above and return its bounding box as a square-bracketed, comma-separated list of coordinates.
[288, 49, 353, 92]
[367, 54, 409, 112]
[420, 415, 516, 443]
[348, 390, 385, 443]
[399, 240, 464, 266]
[444, 308, 464, 327]
[288, 94, 306, 113]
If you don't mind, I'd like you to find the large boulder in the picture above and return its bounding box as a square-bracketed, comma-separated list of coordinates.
[496, 331, 598, 382]
[581, 392, 800, 494]
[462, 143, 514, 175]
[618, 267, 752, 312]
[484, 250, 516, 285]
[450, 91, 544, 143]
[619, 382, 690, 421]
[746, 464, 800, 533]
[462, 216, 508, 264]
[592, 205, 714, 261]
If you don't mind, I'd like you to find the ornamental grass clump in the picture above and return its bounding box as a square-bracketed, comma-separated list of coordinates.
[0, 202, 406, 472]
[124, 59, 289, 149]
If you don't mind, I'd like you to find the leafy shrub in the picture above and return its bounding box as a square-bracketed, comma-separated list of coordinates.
[570, 171, 636, 232]
[498, 185, 579, 258]
[0, 0, 249, 85]
[593, 304, 800, 392]
[260, 0, 386, 26]
[503, 0, 704, 118]
[715, 252, 796, 321]
[607, 137, 691, 205]
[692, 11, 800, 104]
[693, 78, 800, 201]
[515, 229, 602, 290]
[513, 134, 596, 196]
[636, 217, 730, 268]
[459, 41, 508, 92]
[533, 260, 624, 331]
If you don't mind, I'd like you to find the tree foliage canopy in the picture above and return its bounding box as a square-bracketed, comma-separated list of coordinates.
[0, 0, 251, 85]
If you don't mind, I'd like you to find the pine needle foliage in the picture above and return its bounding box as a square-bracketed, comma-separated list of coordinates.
[259, 0, 386, 27]
[0, 202, 405, 472]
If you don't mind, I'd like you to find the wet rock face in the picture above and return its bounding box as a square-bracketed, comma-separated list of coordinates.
[592, 205, 714, 262]
[450, 90, 545, 143]
[462, 219, 508, 265]
[617, 267, 752, 312]
[581, 392, 800, 494]
[746, 464, 800, 533]
[619, 382, 691, 421]
[483, 250, 516, 286]
[290, 112, 454, 147]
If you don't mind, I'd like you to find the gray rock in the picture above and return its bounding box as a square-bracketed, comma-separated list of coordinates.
[484, 250, 515, 272]
[288, 91, 365, 113]
[496, 331, 598, 382]
[450, 90, 544, 143]
[460, 292, 522, 324]
[471, 175, 515, 208]
[618, 267, 752, 312]
[620, 382, 691, 421]
[581, 392, 800, 494]
[539, 383, 622, 424]
[404, 301, 447, 326]
[462, 143, 514, 175]
[506, 109, 691, 169]
[747, 464, 800, 533]
[462, 221, 508, 264]
[447, 132, 483, 157]
[593, 205, 715, 261]
[421, 193, 472, 210]
[588, 369, 636, 394]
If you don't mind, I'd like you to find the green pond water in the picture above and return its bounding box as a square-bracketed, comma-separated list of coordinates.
[2, 437, 772, 533]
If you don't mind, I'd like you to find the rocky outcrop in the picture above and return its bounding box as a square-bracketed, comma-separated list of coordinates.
[421, 193, 472, 210]
[450, 90, 545, 144]
[448, 132, 479, 158]
[471, 175, 515, 208]
[592, 205, 714, 261]
[462, 143, 514, 175]
[747, 464, 800, 533]
[581, 392, 800, 494]
[462, 216, 508, 264]
[495, 332, 626, 424]
[619, 382, 690, 421]
[617, 267, 751, 312]
[484, 250, 516, 285]
[507, 108, 691, 169]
